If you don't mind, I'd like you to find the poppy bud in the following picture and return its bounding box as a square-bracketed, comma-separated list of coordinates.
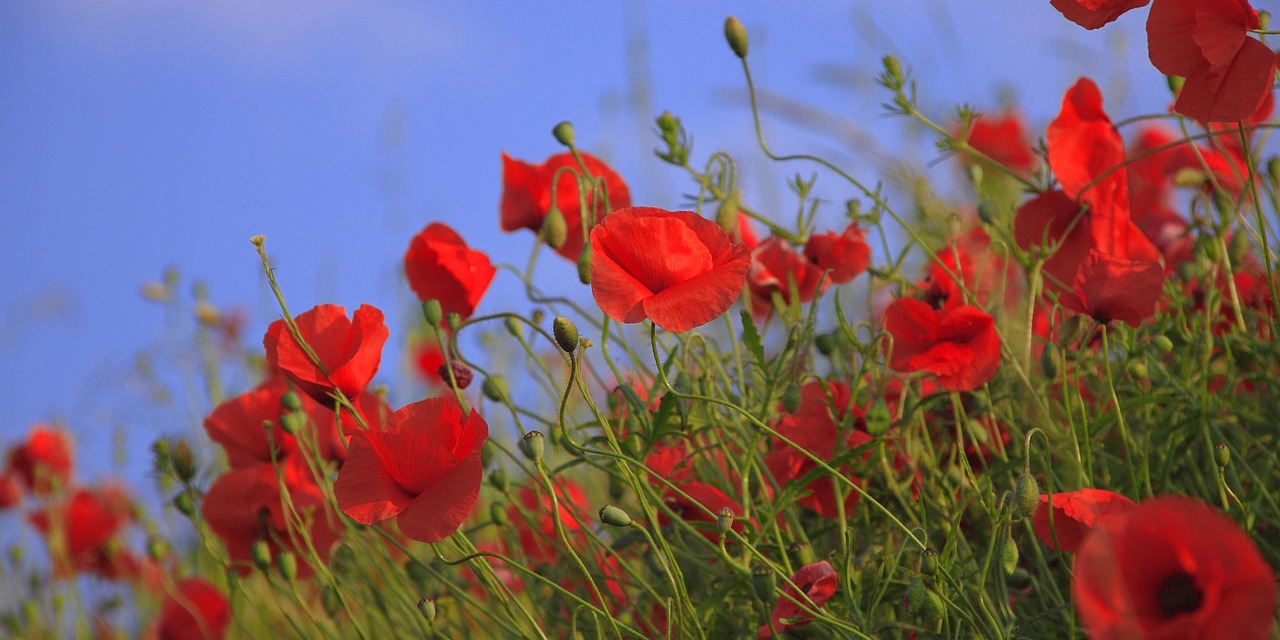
[977, 200, 997, 225]
[251, 540, 272, 573]
[520, 431, 545, 462]
[490, 501, 509, 527]
[281, 390, 303, 412]
[1002, 535, 1019, 575]
[1040, 344, 1060, 379]
[488, 467, 509, 492]
[422, 299, 444, 327]
[1166, 74, 1185, 96]
[553, 316, 579, 353]
[279, 410, 305, 435]
[1007, 567, 1032, 590]
[1259, 10, 1270, 30]
[1012, 472, 1040, 520]
[170, 440, 196, 483]
[194, 300, 220, 326]
[751, 565, 777, 602]
[919, 549, 938, 577]
[717, 507, 735, 537]
[330, 542, 356, 578]
[715, 193, 740, 234]
[446, 311, 462, 333]
[781, 382, 802, 414]
[277, 551, 298, 582]
[541, 206, 568, 249]
[577, 243, 592, 285]
[814, 332, 836, 357]
[147, 537, 168, 561]
[1126, 359, 1148, 380]
[173, 490, 196, 517]
[504, 316, 523, 338]
[723, 17, 748, 59]
[1268, 157, 1280, 186]
[1153, 335, 1174, 353]
[905, 576, 944, 620]
[1214, 442, 1230, 468]
[1228, 231, 1251, 264]
[599, 505, 632, 528]
[552, 121, 575, 148]
[417, 597, 437, 624]
[481, 376, 509, 403]
[865, 398, 892, 437]
[322, 586, 341, 618]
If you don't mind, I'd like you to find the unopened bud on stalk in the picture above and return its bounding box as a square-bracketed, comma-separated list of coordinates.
[1267, 157, 1280, 186]
[446, 312, 462, 333]
[781, 382, 802, 414]
[553, 317, 579, 353]
[405, 560, 431, 587]
[906, 576, 945, 620]
[1228, 231, 1251, 263]
[481, 376, 509, 403]
[599, 505, 633, 527]
[321, 586, 341, 618]
[520, 431, 545, 462]
[542, 207, 568, 249]
[488, 467, 509, 492]
[417, 597, 437, 624]
[1126, 359, 1148, 380]
[1166, 75, 1185, 96]
[1002, 535, 1019, 575]
[490, 501, 509, 527]
[1153, 335, 1174, 353]
[717, 507, 735, 537]
[723, 17, 749, 59]
[1215, 442, 1230, 468]
[422, 299, 443, 327]
[330, 542, 356, 577]
[279, 410, 304, 435]
[552, 121, 576, 148]
[251, 541, 272, 573]
[1040, 344, 1061, 379]
[277, 551, 298, 582]
[281, 390, 303, 412]
[173, 490, 196, 517]
[716, 193, 740, 234]
[919, 549, 938, 577]
[170, 440, 196, 483]
[814, 333, 836, 357]
[504, 316, 523, 338]
[865, 398, 892, 437]
[1012, 472, 1040, 520]
[577, 243, 593, 285]
[977, 201, 997, 225]
[1007, 567, 1032, 590]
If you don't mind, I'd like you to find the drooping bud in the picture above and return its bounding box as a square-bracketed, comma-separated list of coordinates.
[281, 390, 303, 412]
[321, 586, 341, 618]
[488, 467, 509, 492]
[553, 317, 579, 353]
[481, 376, 509, 403]
[520, 431, 545, 462]
[599, 505, 633, 528]
[277, 551, 298, 582]
[1126, 359, 1148, 380]
[814, 332, 836, 357]
[577, 243, 593, 285]
[490, 501, 509, 527]
[716, 192, 740, 234]
[1228, 231, 1251, 264]
[723, 17, 749, 59]
[552, 121, 576, 148]
[422, 299, 443, 327]
[1002, 535, 1019, 575]
[1040, 344, 1061, 379]
[330, 542, 356, 578]
[541, 206, 568, 249]
[251, 540, 272, 573]
[1166, 74, 1185, 96]
[173, 490, 196, 517]
[1012, 472, 1040, 520]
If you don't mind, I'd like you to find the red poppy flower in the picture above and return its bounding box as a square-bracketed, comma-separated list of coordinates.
[591, 207, 751, 332]
[404, 222, 496, 322]
[758, 561, 839, 639]
[1051, 0, 1149, 30]
[6, 424, 73, 495]
[155, 578, 230, 640]
[803, 222, 872, 285]
[506, 479, 590, 566]
[203, 376, 348, 469]
[1046, 78, 1130, 222]
[264, 303, 388, 403]
[202, 459, 340, 577]
[1065, 250, 1166, 326]
[1031, 488, 1136, 553]
[765, 380, 872, 518]
[920, 227, 1020, 311]
[500, 151, 632, 261]
[1148, 0, 1276, 123]
[28, 488, 127, 578]
[961, 107, 1041, 175]
[1073, 496, 1277, 639]
[0, 472, 19, 508]
[334, 397, 487, 543]
[747, 236, 831, 316]
[883, 298, 1001, 391]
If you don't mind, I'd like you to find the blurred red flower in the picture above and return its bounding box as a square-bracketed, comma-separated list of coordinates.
[29, 488, 130, 579]
[883, 298, 1001, 391]
[1148, 0, 1276, 123]
[500, 151, 632, 261]
[766, 380, 872, 518]
[334, 397, 488, 543]
[6, 424, 73, 495]
[1073, 496, 1276, 640]
[203, 376, 347, 469]
[404, 222, 496, 323]
[645, 442, 751, 540]
[264, 303, 388, 403]
[506, 479, 590, 566]
[803, 221, 872, 285]
[591, 207, 751, 332]
[1031, 488, 1136, 553]
[202, 459, 340, 578]
[758, 560, 839, 639]
[920, 227, 1020, 311]
[155, 578, 230, 640]
[1051, 0, 1148, 30]
[962, 107, 1041, 175]
[747, 237, 830, 316]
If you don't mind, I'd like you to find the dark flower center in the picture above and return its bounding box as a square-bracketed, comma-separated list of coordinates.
[1156, 572, 1202, 618]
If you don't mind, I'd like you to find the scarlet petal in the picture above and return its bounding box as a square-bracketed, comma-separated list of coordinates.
[1070, 251, 1165, 326]
[334, 432, 415, 524]
[1051, 0, 1149, 30]
[157, 578, 230, 640]
[396, 449, 483, 543]
[1031, 488, 1135, 553]
[1175, 37, 1277, 123]
[643, 246, 751, 332]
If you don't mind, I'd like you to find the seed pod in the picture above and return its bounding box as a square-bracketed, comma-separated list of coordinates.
[520, 431, 545, 462]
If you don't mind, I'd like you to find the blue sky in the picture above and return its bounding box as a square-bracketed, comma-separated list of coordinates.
[0, 1, 1164, 485]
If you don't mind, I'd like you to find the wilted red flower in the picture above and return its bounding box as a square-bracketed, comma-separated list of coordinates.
[202, 459, 340, 577]
[766, 380, 872, 518]
[747, 237, 831, 316]
[591, 207, 751, 332]
[1051, 0, 1148, 30]
[803, 222, 872, 285]
[506, 479, 590, 566]
[264, 303, 388, 403]
[1073, 496, 1277, 640]
[500, 151, 632, 261]
[1031, 488, 1136, 553]
[6, 424, 73, 495]
[1148, 0, 1276, 123]
[203, 376, 347, 469]
[758, 561, 839, 639]
[155, 578, 230, 640]
[29, 488, 128, 579]
[334, 397, 487, 543]
[404, 222, 496, 322]
[883, 298, 1001, 391]
[961, 108, 1040, 175]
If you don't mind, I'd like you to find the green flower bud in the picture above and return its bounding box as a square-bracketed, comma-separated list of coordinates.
[905, 576, 944, 620]
[322, 586, 341, 618]
[920, 549, 939, 577]
[865, 398, 892, 437]
[281, 390, 303, 412]
[1002, 535, 1019, 575]
[1228, 231, 1251, 263]
[577, 243, 593, 285]
[814, 333, 836, 357]
[504, 316, 523, 338]
[553, 317, 579, 353]
[1166, 74, 1185, 96]
[481, 376, 509, 403]
[1007, 567, 1032, 590]
[170, 440, 196, 483]
[541, 206, 568, 249]
[279, 410, 305, 435]
[552, 121, 575, 148]
[599, 505, 633, 528]
[172, 491, 196, 517]
[716, 193, 740, 234]
[1215, 442, 1230, 468]
[422, 299, 443, 327]
[656, 111, 679, 136]
[1040, 343, 1061, 379]
[277, 551, 298, 582]
[488, 467, 509, 493]
[251, 540, 272, 573]
[977, 201, 997, 225]
[520, 431, 545, 462]
[490, 501, 509, 527]
[1012, 472, 1041, 521]
[1126, 359, 1149, 380]
[781, 382, 802, 414]
[1153, 335, 1174, 353]
[723, 17, 749, 59]
[330, 542, 356, 578]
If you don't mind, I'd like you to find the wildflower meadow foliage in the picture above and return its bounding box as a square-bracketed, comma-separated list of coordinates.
[5, 6, 1280, 640]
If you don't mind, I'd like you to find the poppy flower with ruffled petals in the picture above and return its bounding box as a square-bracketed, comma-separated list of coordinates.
[747, 236, 831, 316]
[1051, 0, 1148, 30]
[1063, 250, 1166, 326]
[155, 578, 230, 640]
[202, 459, 340, 577]
[1148, 0, 1276, 123]
[1046, 78, 1129, 222]
[404, 223, 496, 322]
[920, 227, 1020, 311]
[758, 561, 839, 639]
[804, 221, 872, 285]
[334, 397, 487, 543]
[883, 298, 1001, 391]
[766, 380, 873, 518]
[6, 424, 73, 495]
[1073, 496, 1276, 640]
[264, 303, 388, 403]
[501, 151, 632, 261]
[1031, 488, 1136, 553]
[591, 207, 751, 332]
